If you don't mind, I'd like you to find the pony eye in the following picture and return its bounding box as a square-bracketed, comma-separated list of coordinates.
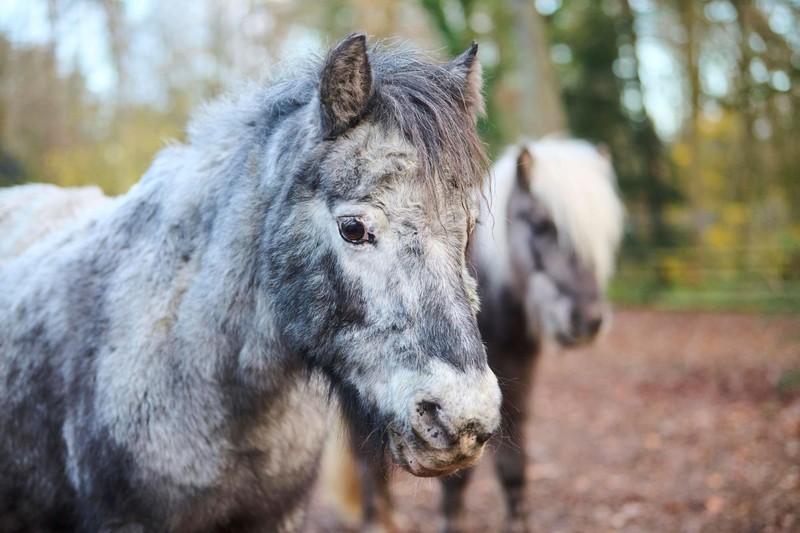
[532, 219, 556, 236]
[338, 218, 373, 244]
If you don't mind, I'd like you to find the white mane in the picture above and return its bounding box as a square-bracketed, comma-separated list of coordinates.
[473, 138, 625, 288]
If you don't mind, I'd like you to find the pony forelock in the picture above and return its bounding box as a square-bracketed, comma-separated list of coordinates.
[526, 139, 625, 286]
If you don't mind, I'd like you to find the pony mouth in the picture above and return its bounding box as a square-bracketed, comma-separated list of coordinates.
[387, 430, 483, 477]
[555, 331, 597, 348]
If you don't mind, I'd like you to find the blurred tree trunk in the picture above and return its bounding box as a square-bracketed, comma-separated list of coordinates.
[97, 0, 127, 103]
[731, 0, 760, 268]
[677, 0, 704, 239]
[619, 0, 673, 245]
[209, 0, 227, 97]
[512, 0, 566, 137]
[748, 9, 800, 213]
[731, 1, 759, 205]
[45, 0, 67, 147]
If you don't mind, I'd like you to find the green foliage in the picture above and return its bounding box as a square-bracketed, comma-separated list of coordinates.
[42, 106, 186, 195]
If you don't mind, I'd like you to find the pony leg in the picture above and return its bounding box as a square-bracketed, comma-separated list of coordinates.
[493, 353, 538, 533]
[317, 424, 397, 532]
[440, 468, 473, 533]
[494, 406, 529, 533]
[357, 453, 398, 533]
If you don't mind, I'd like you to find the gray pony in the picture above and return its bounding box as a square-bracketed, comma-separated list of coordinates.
[0, 34, 501, 532]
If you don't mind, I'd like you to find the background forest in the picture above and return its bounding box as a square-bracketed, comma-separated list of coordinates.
[1, 0, 798, 312]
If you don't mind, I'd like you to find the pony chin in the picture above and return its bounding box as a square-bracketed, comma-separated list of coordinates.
[386, 427, 484, 477]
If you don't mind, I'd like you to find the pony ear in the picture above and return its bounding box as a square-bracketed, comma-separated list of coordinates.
[516, 147, 534, 191]
[444, 41, 485, 116]
[319, 33, 373, 139]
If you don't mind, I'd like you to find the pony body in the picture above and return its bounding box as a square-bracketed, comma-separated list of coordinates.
[0, 34, 501, 531]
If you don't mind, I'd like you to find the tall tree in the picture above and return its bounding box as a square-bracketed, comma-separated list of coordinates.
[546, 0, 678, 247]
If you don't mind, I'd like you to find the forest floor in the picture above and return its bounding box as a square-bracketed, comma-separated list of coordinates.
[307, 308, 800, 533]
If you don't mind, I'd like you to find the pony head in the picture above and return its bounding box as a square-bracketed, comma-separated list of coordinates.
[504, 139, 624, 346]
[260, 35, 501, 476]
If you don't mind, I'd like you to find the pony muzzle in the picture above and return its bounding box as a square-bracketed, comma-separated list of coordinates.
[377, 359, 501, 477]
[561, 300, 609, 346]
[387, 428, 489, 478]
[387, 400, 497, 477]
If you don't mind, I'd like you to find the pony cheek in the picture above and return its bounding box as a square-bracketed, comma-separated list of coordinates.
[527, 273, 562, 338]
[507, 232, 536, 283]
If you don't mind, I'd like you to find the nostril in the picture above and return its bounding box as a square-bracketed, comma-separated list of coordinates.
[416, 400, 441, 416]
[476, 431, 493, 445]
[572, 307, 603, 338]
[461, 421, 493, 445]
[414, 400, 453, 448]
[570, 307, 582, 331]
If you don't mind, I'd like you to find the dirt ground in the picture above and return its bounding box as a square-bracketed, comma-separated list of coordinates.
[307, 308, 800, 532]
